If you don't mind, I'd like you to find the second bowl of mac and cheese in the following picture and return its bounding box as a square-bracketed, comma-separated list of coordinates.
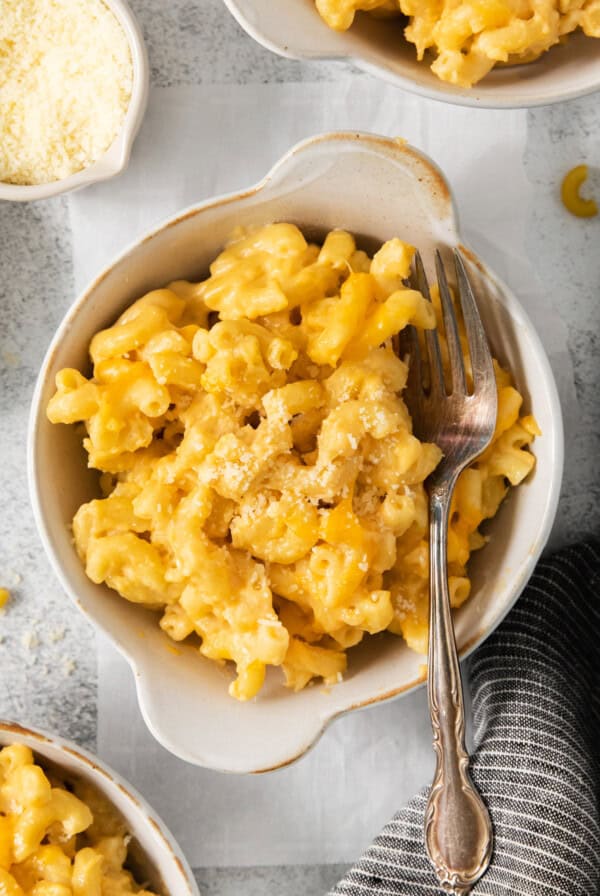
[223, 0, 600, 108]
[29, 133, 563, 772]
[0, 721, 198, 896]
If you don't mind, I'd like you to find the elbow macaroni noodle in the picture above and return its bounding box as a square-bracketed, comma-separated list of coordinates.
[314, 0, 600, 87]
[0, 744, 158, 896]
[47, 224, 538, 701]
[561, 164, 599, 218]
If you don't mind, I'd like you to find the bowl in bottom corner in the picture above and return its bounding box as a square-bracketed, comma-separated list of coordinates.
[0, 721, 199, 895]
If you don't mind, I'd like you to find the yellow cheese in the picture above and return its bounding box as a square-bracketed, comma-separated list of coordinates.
[0, 0, 133, 185]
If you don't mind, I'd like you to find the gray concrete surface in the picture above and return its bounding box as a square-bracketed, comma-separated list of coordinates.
[0, 2, 599, 893]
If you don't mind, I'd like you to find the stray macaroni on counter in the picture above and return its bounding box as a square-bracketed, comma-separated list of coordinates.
[47, 224, 537, 700]
[315, 0, 600, 87]
[0, 744, 158, 895]
[561, 164, 599, 218]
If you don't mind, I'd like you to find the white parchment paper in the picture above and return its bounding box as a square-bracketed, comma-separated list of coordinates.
[69, 81, 577, 867]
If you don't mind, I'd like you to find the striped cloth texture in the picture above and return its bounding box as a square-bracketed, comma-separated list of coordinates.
[329, 540, 600, 896]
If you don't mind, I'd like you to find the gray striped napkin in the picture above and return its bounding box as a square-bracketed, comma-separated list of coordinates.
[329, 541, 600, 896]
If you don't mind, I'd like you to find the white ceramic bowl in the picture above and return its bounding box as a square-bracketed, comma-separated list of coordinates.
[0, 0, 149, 202]
[0, 721, 199, 895]
[29, 132, 563, 773]
[224, 0, 600, 109]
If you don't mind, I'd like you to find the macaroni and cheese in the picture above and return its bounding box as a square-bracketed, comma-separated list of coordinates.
[47, 224, 537, 700]
[315, 1, 600, 87]
[0, 743, 158, 895]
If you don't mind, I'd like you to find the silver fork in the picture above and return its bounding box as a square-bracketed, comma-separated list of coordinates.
[398, 250, 497, 894]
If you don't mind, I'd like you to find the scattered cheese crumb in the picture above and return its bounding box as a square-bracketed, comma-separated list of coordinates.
[0, 589, 9, 609]
[49, 627, 66, 644]
[0, 570, 21, 588]
[61, 657, 76, 677]
[0, 0, 133, 185]
[21, 631, 39, 650]
[1, 350, 20, 367]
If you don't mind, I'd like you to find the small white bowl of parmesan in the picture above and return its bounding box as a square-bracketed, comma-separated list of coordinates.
[0, 0, 149, 201]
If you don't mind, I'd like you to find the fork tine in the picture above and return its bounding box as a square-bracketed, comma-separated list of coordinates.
[435, 251, 467, 395]
[453, 251, 496, 398]
[414, 251, 444, 395]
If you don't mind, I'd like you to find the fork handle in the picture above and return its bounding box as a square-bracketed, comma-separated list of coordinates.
[424, 488, 493, 895]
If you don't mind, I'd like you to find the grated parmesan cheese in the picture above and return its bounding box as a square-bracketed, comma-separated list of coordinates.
[21, 631, 39, 650]
[0, 0, 133, 185]
[61, 656, 76, 676]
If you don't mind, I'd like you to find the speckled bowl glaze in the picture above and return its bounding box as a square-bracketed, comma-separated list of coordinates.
[0, 0, 149, 202]
[29, 133, 563, 773]
[0, 721, 199, 896]
[223, 0, 600, 109]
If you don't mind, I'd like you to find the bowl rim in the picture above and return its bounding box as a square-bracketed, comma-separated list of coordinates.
[27, 131, 564, 770]
[0, 719, 200, 894]
[222, 0, 600, 110]
[0, 0, 149, 202]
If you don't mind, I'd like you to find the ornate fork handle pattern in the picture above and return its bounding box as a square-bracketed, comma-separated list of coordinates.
[424, 486, 493, 895]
